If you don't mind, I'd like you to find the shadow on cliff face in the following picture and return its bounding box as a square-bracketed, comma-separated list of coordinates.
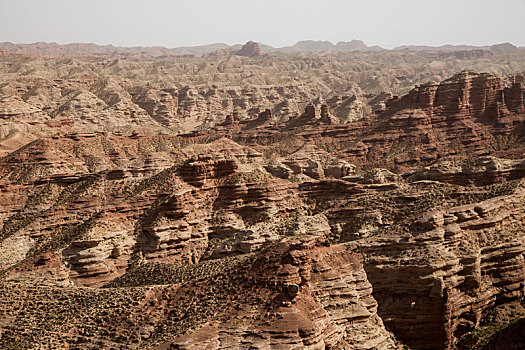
[479, 318, 525, 350]
[361, 259, 450, 349]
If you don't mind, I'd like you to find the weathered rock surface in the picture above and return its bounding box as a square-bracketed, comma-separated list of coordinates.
[236, 41, 264, 57]
[232, 71, 525, 171]
[355, 71, 525, 166]
[162, 237, 397, 350]
[360, 186, 525, 349]
[1, 53, 525, 350]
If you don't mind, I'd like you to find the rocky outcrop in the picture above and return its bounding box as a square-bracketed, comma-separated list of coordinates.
[236, 72, 525, 170]
[177, 154, 238, 186]
[0, 134, 325, 288]
[359, 71, 525, 165]
[131, 88, 179, 126]
[276, 144, 355, 180]
[163, 237, 398, 349]
[3, 53, 525, 137]
[243, 108, 274, 129]
[407, 156, 525, 185]
[0, 96, 41, 118]
[285, 104, 320, 129]
[319, 104, 337, 124]
[481, 318, 525, 350]
[0, 237, 399, 349]
[361, 186, 525, 349]
[236, 41, 263, 57]
[220, 113, 237, 126]
[202, 41, 264, 58]
[3, 52, 525, 350]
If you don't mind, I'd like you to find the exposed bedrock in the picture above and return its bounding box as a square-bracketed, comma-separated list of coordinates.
[361, 187, 525, 349]
[407, 156, 525, 186]
[359, 71, 525, 165]
[162, 237, 398, 350]
[1, 69, 525, 348]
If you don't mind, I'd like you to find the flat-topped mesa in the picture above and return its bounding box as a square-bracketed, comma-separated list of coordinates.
[236, 41, 263, 57]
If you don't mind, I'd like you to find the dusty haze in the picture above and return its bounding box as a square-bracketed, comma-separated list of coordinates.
[1, 0, 525, 48]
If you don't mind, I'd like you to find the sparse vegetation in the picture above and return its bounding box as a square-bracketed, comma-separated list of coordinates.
[1, 41, 525, 350]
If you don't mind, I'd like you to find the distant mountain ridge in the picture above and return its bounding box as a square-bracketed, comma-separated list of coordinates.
[281, 40, 383, 52]
[0, 40, 521, 58]
[394, 42, 519, 52]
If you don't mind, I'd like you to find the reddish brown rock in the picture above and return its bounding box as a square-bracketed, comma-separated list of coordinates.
[2, 51, 525, 350]
[319, 104, 338, 124]
[220, 114, 236, 126]
[162, 237, 397, 349]
[361, 187, 525, 349]
[236, 41, 263, 57]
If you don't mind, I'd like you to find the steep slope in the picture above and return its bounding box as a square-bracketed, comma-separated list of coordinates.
[1, 69, 525, 350]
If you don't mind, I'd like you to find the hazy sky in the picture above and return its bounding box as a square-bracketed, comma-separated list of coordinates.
[1, 0, 524, 48]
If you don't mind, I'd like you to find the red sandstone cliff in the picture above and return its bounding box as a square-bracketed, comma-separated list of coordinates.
[0, 69, 525, 349]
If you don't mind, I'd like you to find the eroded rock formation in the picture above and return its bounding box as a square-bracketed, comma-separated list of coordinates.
[162, 237, 397, 349]
[1, 52, 525, 349]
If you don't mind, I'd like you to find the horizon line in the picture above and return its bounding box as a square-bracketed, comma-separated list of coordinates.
[0, 39, 522, 51]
